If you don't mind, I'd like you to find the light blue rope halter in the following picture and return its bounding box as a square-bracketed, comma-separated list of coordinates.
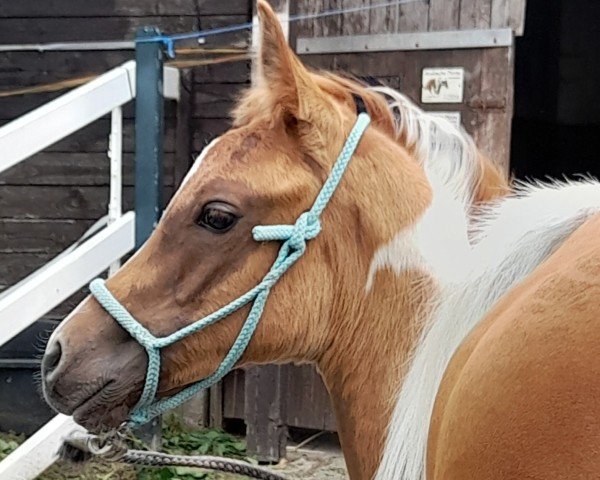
[89, 113, 371, 427]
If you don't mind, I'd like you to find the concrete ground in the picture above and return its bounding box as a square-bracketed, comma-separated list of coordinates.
[271, 434, 349, 480]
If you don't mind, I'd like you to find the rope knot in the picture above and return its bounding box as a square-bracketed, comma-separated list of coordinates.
[252, 211, 321, 252]
[288, 212, 320, 250]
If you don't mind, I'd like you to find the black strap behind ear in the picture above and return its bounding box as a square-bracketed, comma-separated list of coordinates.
[352, 93, 368, 115]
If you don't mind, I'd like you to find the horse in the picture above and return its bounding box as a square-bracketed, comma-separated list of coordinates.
[40, 2, 600, 479]
[424, 78, 449, 96]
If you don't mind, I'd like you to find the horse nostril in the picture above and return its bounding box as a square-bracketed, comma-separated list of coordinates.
[43, 339, 63, 375]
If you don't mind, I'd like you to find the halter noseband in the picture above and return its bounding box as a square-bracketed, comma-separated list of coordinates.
[89, 113, 371, 427]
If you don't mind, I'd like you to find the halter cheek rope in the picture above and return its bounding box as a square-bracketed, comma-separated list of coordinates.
[89, 113, 371, 427]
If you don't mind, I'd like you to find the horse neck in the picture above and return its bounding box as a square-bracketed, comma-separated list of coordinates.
[314, 143, 468, 479]
[318, 266, 435, 480]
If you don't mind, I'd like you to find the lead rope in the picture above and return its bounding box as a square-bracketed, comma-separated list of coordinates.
[61, 431, 289, 480]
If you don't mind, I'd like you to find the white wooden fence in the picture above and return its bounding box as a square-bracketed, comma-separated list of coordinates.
[0, 61, 180, 480]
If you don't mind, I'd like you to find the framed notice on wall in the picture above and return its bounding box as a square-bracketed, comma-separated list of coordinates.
[421, 68, 465, 104]
[428, 111, 462, 129]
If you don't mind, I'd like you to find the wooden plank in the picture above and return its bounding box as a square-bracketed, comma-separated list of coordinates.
[0, 95, 177, 124]
[0, 51, 132, 88]
[491, 0, 526, 35]
[0, 153, 175, 186]
[0, 15, 246, 44]
[341, 0, 370, 35]
[0, 0, 249, 17]
[0, 252, 55, 288]
[173, 391, 209, 428]
[0, 185, 171, 219]
[0, 92, 63, 121]
[13, 119, 116, 152]
[507, 0, 526, 36]
[221, 366, 336, 432]
[244, 365, 288, 462]
[471, 46, 514, 173]
[297, 28, 513, 54]
[398, 0, 429, 33]
[192, 83, 247, 119]
[314, 0, 342, 37]
[491, 0, 509, 29]
[294, 0, 316, 37]
[330, 49, 483, 107]
[0, 51, 249, 88]
[318, 45, 507, 173]
[370, 0, 398, 34]
[0, 61, 136, 176]
[428, 0, 460, 31]
[193, 60, 251, 84]
[284, 365, 336, 431]
[459, 0, 492, 29]
[0, 219, 93, 253]
[209, 383, 224, 429]
[33, 119, 175, 153]
[191, 118, 233, 152]
[223, 370, 246, 419]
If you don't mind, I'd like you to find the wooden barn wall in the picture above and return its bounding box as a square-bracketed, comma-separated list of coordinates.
[292, 0, 521, 173]
[295, 0, 525, 36]
[298, 48, 515, 172]
[0, 1, 252, 317]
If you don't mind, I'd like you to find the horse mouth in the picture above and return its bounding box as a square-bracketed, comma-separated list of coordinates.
[69, 381, 134, 432]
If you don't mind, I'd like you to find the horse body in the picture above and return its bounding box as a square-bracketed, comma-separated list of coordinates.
[428, 212, 600, 479]
[40, 2, 600, 479]
[377, 181, 600, 479]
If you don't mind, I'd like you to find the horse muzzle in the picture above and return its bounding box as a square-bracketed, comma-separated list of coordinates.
[40, 297, 147, 432]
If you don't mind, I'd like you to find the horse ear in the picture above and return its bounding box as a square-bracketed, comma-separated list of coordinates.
[256, 0, 319, 120]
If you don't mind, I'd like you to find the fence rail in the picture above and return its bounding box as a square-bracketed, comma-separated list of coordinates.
[0, 54, 179, 479]
[0, 415, 83, 480]
[0, 212, 135, 348]
[0, 60, 179, 176]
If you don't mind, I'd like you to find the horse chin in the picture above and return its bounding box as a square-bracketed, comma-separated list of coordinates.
[44, 375, 143, 433]
[70, 385, 138, 433]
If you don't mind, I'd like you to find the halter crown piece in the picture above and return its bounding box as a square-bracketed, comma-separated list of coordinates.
[89, 113, 371, 427]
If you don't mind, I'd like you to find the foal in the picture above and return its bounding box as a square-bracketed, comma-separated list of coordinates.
[42, 2, 600, 479]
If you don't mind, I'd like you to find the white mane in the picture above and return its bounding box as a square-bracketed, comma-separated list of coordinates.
[368, 88, 600, 480]
[369, 86, 480, 212]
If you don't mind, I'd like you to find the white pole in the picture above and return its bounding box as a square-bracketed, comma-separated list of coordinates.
[108, 106, 123, 275]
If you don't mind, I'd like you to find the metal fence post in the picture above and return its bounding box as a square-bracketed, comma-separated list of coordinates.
[134, 26, 164, 448]
[135, 26, 164, 250]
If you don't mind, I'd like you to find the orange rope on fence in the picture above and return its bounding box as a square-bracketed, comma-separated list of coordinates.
[0, 75, 98, 98]
[175, 47, 247, 55]
[0, 51, 250, 99]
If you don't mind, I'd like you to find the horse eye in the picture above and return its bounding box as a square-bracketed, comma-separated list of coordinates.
[197, 202, 239, 233]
